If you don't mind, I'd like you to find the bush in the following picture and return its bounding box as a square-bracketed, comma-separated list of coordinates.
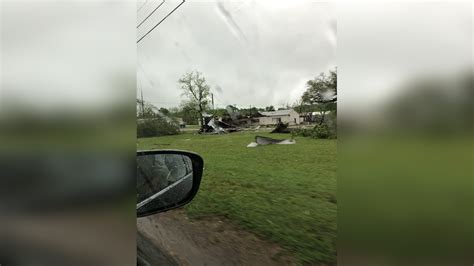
[312, 124, 330, 139]
[292, 127, 314, 138]
[292, 124, 334, 139]
[301, 128, 314, 137]
[325, 111, 337, 138]
[137, 117, 180, 138]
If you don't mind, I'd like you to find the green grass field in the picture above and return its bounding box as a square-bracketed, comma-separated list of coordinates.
[137, 131, 337, 264]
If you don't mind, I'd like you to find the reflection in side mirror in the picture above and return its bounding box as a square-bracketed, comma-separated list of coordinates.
[136, 150, 203, 217]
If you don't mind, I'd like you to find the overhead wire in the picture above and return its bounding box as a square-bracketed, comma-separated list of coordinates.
[137, 0, 185, 44]
[137, 0, 166, 28]
[137, 0, 149, 13]
[137, 60, 154, 87]
[137, 0, 186, 106]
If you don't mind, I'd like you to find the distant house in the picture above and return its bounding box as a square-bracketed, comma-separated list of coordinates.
[258, 109, 301, 126]
[300, 110, 333, 123]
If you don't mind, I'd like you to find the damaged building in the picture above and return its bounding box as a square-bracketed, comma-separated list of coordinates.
[258, 109, 301, 126]
[199, 112, 239, 134]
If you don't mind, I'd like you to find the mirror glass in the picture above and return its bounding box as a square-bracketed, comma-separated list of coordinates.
[136, 153, 194, 215]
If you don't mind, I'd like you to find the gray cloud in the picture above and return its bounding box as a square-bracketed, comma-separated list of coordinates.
[138, 1, 336, 109]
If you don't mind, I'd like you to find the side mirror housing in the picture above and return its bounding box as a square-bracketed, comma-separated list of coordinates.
[136, 150, 203, 217]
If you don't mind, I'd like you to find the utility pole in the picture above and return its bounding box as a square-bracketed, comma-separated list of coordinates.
[140, 88, 145, 118]
[211, 93, 214, 110]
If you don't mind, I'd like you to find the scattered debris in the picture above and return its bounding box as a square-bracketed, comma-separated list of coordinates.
[256, 136, 295, 145]
[270, 122, 291, 134]
[201, 118, 240, 134]
[207, 118, 226, 134]
[199, 105, 266, 134]
[247, 136, 296, 148]
[226, 105, 240, 122]
[247, 142, 259, 148]
[200, 109, 242, 134]
[216, 119, 239, 132]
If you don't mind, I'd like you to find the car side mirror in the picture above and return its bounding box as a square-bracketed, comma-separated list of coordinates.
[136, 150, 203, 217]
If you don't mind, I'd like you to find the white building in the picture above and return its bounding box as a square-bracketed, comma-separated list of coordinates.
[258, 109, 301, 126]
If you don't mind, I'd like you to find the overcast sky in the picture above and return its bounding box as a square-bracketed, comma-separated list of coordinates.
[2, 1, 469, 114]
[2, 0, 135, 114]
[137, 0, 336, 109]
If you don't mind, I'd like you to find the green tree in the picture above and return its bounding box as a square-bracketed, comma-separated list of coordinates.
[178, 71, 211, 130]
[159, 107, 170, 116]
[240, 107, 260, 118]
[302, 68, 337, 105]
[210, 108, 227, 118]
[180, 101, 200, 125]
[136, 98, 159, 118]
[167, 107, 180, 118]
[300, 69, 337, 125]
[265, 105, 275, 111]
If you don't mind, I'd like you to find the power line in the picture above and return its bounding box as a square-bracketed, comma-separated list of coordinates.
[137, 0, 166, 28]
[137, 0, 149, 12]
[140, 89, 145, 117]
[137, 0, 185, 44]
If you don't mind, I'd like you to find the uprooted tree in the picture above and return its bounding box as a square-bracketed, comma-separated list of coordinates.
[137, 98, 158, 119]
[178, 71, 211, 131]
[136, 99, 180, 137]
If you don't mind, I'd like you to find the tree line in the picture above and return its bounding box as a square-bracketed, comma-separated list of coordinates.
[137, 68, 337, 134]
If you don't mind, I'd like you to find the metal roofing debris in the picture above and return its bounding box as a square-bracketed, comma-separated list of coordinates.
[201, 116, 240, 134]
[247, 142, 259, 148]
[207, 118, 225, 134]
[247, 135, 296, 148]
[271, 122, 291, 134]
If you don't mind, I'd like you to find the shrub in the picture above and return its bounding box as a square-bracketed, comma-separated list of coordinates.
[301, 129, 314, 137]
[312, 124, 330, 139]
[325, 111, 337, 138]
[292, 127, 312, 137]
[292, 124, 334, 139]
[137, 117, 180, 138]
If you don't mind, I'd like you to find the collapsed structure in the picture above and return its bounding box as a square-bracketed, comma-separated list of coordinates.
[199, 106, 259, 134]
[202, 117, 239, 134]
[198, 107, 300, 134]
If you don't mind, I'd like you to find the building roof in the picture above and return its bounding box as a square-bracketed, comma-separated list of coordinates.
[259, 109, 295, 117]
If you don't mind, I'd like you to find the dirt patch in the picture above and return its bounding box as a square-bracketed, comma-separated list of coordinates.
[137, 209, 297, 265]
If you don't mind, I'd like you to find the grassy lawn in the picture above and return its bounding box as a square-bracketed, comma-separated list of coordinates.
[137, 131, 337, 264]
[339, 136, 473, 263]
[179, 124, 199, 131]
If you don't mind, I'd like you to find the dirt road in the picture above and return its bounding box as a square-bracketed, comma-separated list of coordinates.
[137, 209, 296, 266]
